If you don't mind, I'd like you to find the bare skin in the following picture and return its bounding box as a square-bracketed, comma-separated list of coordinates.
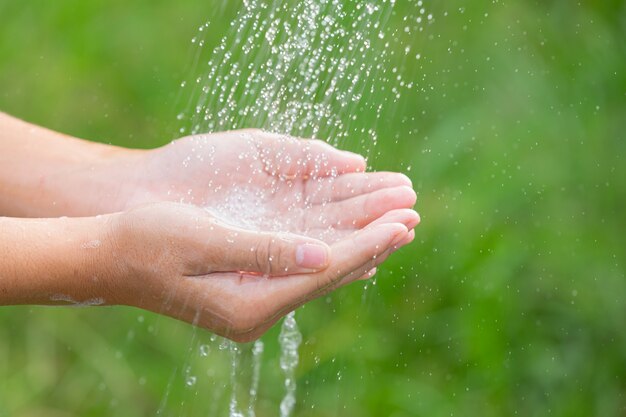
[0, 112, 419, 341]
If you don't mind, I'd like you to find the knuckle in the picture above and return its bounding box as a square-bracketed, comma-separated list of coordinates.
[266, 238, 276, 274]
[270, 238, 287, 274]
[254, 238, 268, 274]
[259, 236, 286, 275]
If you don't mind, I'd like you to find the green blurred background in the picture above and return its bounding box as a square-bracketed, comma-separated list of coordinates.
[1, 1, 625, 416]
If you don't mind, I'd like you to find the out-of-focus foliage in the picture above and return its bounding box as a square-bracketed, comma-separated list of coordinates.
[0, 1, 625, 416]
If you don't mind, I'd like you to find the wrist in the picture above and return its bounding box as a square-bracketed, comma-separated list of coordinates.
[0, 112, 149, 217]
[68, 214, 123, 306]
[68, 148, 149, 216]
[0, 215, 118, 306]
[32, 146, 149, 217]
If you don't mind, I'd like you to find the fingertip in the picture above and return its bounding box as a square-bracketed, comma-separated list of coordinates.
[337, 150, 366, 173]
[376, 222, 409, 247]
[398, 185, 417, 207]
[351, 152, 367, 171]
[373, 186, 417, 209]
[326, 222, 407, 287]
[364, 208, 418, 230]
[335, 221, 407, 261]
[318, 140, 365, 171]
[390, 208, 420, 229]
[306, 140, 367, 176]
[379, 221, 409, 235]
[397, 229, 416, 248]
[407, 210, 420, 229]
[396, 173, 413, 187]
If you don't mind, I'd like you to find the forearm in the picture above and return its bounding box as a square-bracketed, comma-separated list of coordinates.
[0, 112, 144, 217]
[0, 215, 114, 306]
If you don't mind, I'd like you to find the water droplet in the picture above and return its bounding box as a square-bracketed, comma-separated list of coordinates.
[199, 344, 210, 357]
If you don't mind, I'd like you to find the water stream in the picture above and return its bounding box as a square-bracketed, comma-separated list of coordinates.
[248, 340, 264, 417]
[172, 0, 429, 415]
[278, 312, 302, 417]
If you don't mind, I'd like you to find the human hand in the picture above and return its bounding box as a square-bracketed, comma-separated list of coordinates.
[106, 130, 417, 244]
[0, 115, 415, 228]
[0, 117, 420, 341]
[103, 202, 418, 342]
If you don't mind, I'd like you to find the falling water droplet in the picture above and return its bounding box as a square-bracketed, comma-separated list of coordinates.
[199, 344, 210, 357]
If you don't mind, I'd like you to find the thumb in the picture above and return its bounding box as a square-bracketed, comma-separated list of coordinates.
[214, 226, 331, 276]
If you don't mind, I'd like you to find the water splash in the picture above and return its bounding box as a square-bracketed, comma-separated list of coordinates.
[278, 312, 302, 417]
[177, 0, 428, 153]
[203, 186, 280, 232]
[222, 339, 266, 417]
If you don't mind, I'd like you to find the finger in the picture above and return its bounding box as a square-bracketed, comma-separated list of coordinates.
[338, 229, 414, 286]
[344, 252, 392, 284]
[366, 208, 421, 230]
[214, 226, 411, 342]
[333, 227, 416, 287]
[305, 209, 419, 245]
[252, 131, 366, 178]
[304, 172, 413, 204]
[301, 186, 417, 230]
[287, 222, 408, 300]
[401, 229, 416, 246]
[196, 226, 331, 276]
[261, 227, 410, 326]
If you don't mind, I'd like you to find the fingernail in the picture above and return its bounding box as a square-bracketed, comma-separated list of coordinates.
[296, 243, 329, 269]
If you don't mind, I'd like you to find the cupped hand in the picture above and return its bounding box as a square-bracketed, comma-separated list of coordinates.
[116, 129, 416, 244]
[104, 202, 418, 342]
[85, 130, 420, 341]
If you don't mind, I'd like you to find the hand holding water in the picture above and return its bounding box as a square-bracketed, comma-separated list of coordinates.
[105, 202, 417, 341]
[127, 129, 418, 241]
[0, 113, 419, 341]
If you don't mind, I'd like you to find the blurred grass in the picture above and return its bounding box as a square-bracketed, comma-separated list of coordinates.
[1, 1, 625, 416]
